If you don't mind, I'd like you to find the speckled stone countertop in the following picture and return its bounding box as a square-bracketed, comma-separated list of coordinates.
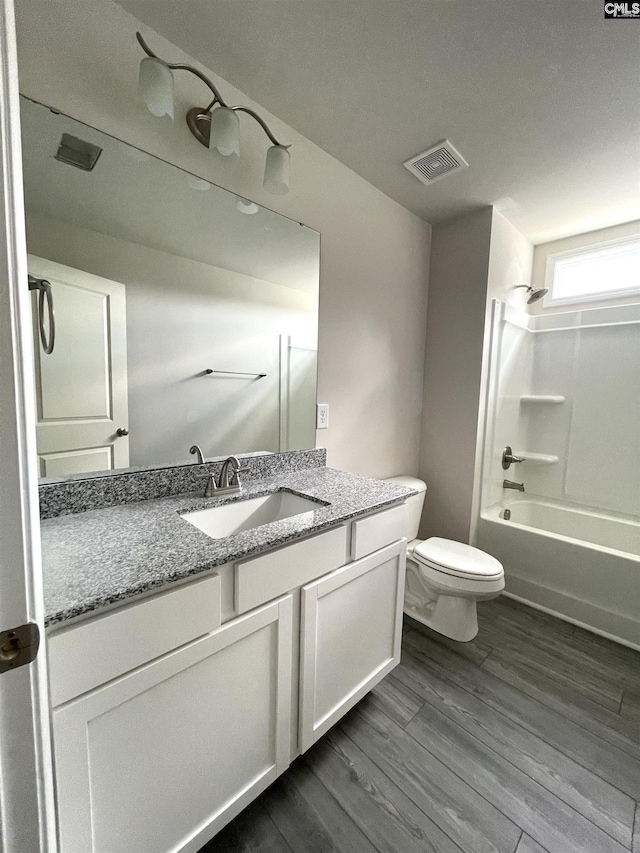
[41, 467, 416, 628]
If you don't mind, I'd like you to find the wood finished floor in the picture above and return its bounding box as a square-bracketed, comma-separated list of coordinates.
[201, 596, 640, 853]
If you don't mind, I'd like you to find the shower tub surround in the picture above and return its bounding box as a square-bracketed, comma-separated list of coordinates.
[477, 301, 640, 648]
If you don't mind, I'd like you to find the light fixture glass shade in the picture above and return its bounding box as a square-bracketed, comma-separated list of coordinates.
[236, 197, 259, 214]
[209, 107, 240, 157]
[137, 57, 174, 119]
[263, 145, 291, 195]
[186, 174, 211, 191]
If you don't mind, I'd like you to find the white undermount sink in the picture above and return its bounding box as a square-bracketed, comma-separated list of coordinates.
[180, 490, 326, 539]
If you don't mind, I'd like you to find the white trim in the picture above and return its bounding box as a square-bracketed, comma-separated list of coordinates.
[278, 333, 290, 451]
[0, 1, 57, 850]
[543, 232, 640, 308]
[470, 298, 503, 546]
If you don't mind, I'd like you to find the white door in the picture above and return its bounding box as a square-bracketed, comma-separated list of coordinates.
[0, 1, 57, 851]
[299, 540, 406, 752]
[28, 255, 129, 477]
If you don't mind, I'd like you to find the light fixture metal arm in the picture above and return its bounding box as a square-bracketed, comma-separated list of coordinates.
[136, 32, 288, 149]
[230, 107, 290, 149]
[137, 32, 228, 107]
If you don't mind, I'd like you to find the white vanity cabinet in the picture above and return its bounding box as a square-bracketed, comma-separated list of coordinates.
[299, 540, 405, 751]
[51, 584, 293, 853]
[47, 505, 407, 853]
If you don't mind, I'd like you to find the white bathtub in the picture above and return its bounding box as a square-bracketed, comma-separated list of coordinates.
[477, 499, 640, 649]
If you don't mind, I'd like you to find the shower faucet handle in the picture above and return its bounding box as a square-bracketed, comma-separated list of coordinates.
[502, 446, 524, 469]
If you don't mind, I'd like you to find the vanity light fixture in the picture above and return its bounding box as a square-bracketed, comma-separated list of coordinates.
[136, 32, 292, 195]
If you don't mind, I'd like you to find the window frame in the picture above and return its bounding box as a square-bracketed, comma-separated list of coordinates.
[543, 233, 640, 307]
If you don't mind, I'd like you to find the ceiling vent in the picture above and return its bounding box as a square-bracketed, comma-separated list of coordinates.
[55, 134, 103, 171]
[403, 140, 468, 187]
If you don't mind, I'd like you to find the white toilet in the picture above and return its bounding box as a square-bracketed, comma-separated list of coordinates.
[385, 476, 505, 642]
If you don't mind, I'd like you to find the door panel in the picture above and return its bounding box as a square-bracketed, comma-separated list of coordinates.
[0, 2, 57, 849]
[38, 446, 113, 477]
[28, 255, 129, 474]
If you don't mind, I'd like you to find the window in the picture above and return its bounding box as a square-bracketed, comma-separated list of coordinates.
[545, 235, 640, 306]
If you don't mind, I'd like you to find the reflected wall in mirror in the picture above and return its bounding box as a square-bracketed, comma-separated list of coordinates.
[20, 97, 320, 481]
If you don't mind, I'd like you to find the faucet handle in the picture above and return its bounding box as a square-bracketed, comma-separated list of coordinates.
[229, 464, 251, 486]
[204, 476, 218, 498]
[502, 446, 524, 469]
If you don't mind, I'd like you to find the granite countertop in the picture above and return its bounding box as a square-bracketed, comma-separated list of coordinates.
[41, 467, 416, 627]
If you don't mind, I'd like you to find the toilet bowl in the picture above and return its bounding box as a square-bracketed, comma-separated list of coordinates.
[384, 476, 504, 642]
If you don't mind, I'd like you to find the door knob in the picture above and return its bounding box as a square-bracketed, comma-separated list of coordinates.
[116, 427, 129, 437]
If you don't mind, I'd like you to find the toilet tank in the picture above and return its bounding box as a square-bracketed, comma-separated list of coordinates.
[383, 476, 427, 540]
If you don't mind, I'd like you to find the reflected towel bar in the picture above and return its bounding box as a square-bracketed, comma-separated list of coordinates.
[204, 368, 267, 378]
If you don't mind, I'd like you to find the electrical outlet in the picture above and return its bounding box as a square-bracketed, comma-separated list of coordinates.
[316, 403, 329, 429]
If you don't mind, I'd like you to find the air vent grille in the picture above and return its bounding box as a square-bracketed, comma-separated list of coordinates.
[403, 140, 468, 187]
[55, 134, 103, 171]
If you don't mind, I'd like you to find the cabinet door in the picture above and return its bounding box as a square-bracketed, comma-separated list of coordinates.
[299, 540, 405, 752]
[53, 595, 293, 853]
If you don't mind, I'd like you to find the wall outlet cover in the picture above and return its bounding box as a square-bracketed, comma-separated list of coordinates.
[316, 403, 329, 429]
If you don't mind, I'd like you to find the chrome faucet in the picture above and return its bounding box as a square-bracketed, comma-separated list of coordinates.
[503, 480, 525, 492]
[217, 456, 248, 494]
[189, 448, 248, 497]
[189, 445, 205, 464]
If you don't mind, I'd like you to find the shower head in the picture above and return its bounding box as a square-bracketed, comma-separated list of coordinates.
[526, 287, 548, 304]
[515, 284, 549, 304]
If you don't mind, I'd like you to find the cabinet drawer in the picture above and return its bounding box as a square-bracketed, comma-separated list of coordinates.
[350, 504, 407, 560]
[48, 574, 221, 706]
[235, 525, 348, 614]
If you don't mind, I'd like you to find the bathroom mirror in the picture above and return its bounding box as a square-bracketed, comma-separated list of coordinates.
[20, 97, 320, 480]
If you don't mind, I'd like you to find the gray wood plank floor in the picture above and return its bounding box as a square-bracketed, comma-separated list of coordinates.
[201, 596, 640, 853]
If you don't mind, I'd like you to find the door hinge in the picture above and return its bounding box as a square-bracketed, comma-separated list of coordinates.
[0, 623, 40, 673]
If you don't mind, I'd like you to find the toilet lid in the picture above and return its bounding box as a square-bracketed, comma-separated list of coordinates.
[413, 537, 503, 579]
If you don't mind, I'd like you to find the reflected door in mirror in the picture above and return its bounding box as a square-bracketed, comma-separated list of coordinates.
[29, 256, 129, 477]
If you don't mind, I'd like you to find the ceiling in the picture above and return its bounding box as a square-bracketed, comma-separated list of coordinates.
[114, 0, 640, 244]
[20, 97, 320, 293]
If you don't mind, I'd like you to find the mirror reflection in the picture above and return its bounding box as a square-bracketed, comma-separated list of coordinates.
[19, 97, 320, 480]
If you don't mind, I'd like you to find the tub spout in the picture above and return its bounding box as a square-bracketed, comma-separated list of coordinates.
[503, 480, 525, 492]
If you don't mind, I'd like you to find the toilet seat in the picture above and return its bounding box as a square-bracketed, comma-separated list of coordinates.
[412, 537, 503, 580]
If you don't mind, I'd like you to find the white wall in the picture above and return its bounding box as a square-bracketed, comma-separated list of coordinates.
[419, 207, 533, 543]
[418, 208, 493, 542]
[15, 0, 431, 478]
[27, 211, 317, 467]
